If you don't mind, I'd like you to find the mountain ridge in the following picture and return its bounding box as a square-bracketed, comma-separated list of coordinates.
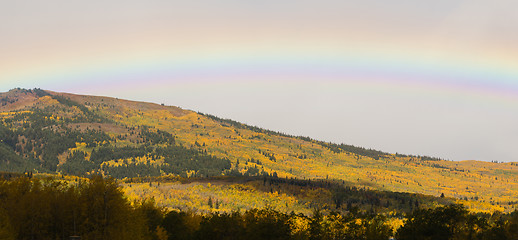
[1, 88, 517, 212]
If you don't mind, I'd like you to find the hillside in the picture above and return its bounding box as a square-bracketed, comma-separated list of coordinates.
[1, 88, 517, 212]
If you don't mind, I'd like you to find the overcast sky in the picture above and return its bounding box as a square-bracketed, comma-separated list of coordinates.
[1, 1, 518, 161]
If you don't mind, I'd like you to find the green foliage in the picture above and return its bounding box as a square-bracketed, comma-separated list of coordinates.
[59, 150, 97, 176]
[1, 110, 80, 171]
[140, 126, 175, 145]
[0, 107, 230, 178]
[96, 145, 231, 178]
[0, 143, 34, 172]
[51, 95, 109, 123]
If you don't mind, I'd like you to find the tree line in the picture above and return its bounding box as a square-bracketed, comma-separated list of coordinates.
[199, 112, 441, 162]
[0, 175, 517, 240]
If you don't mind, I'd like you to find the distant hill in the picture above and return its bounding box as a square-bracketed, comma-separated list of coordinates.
[1, 88, 517, 212]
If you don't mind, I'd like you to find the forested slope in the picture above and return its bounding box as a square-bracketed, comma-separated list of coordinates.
[1, 88, 517, 212]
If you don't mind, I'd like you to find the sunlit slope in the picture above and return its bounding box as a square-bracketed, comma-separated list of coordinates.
[56, 91, 518, 209]
[1, 89, 517, 211]
[122, 176, 459, 216]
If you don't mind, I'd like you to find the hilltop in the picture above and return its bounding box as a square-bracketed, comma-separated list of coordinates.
[1, 88, 517, 212]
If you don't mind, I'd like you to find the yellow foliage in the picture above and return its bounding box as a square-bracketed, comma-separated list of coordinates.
[123, 181, 311, 215]
[0, 110, 32, 116]
[290, 215, 310, 236]
[101, 155, 166, 168]
[77, 97, 518, 213]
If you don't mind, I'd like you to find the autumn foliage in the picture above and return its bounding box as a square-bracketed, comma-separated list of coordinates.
[1, 88, 517, 215]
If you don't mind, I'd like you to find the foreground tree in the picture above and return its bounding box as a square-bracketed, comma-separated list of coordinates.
[396, 204, 469, 240]
[0, 176, 152, 240]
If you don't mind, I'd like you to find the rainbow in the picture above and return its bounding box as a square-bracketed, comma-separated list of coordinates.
[3, 47, 518, 106]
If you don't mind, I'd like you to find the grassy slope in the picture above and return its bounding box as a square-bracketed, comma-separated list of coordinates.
[1, 89, 517, 213]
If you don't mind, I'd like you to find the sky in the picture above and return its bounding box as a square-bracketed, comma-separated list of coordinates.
[1, 1, 518, 162]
